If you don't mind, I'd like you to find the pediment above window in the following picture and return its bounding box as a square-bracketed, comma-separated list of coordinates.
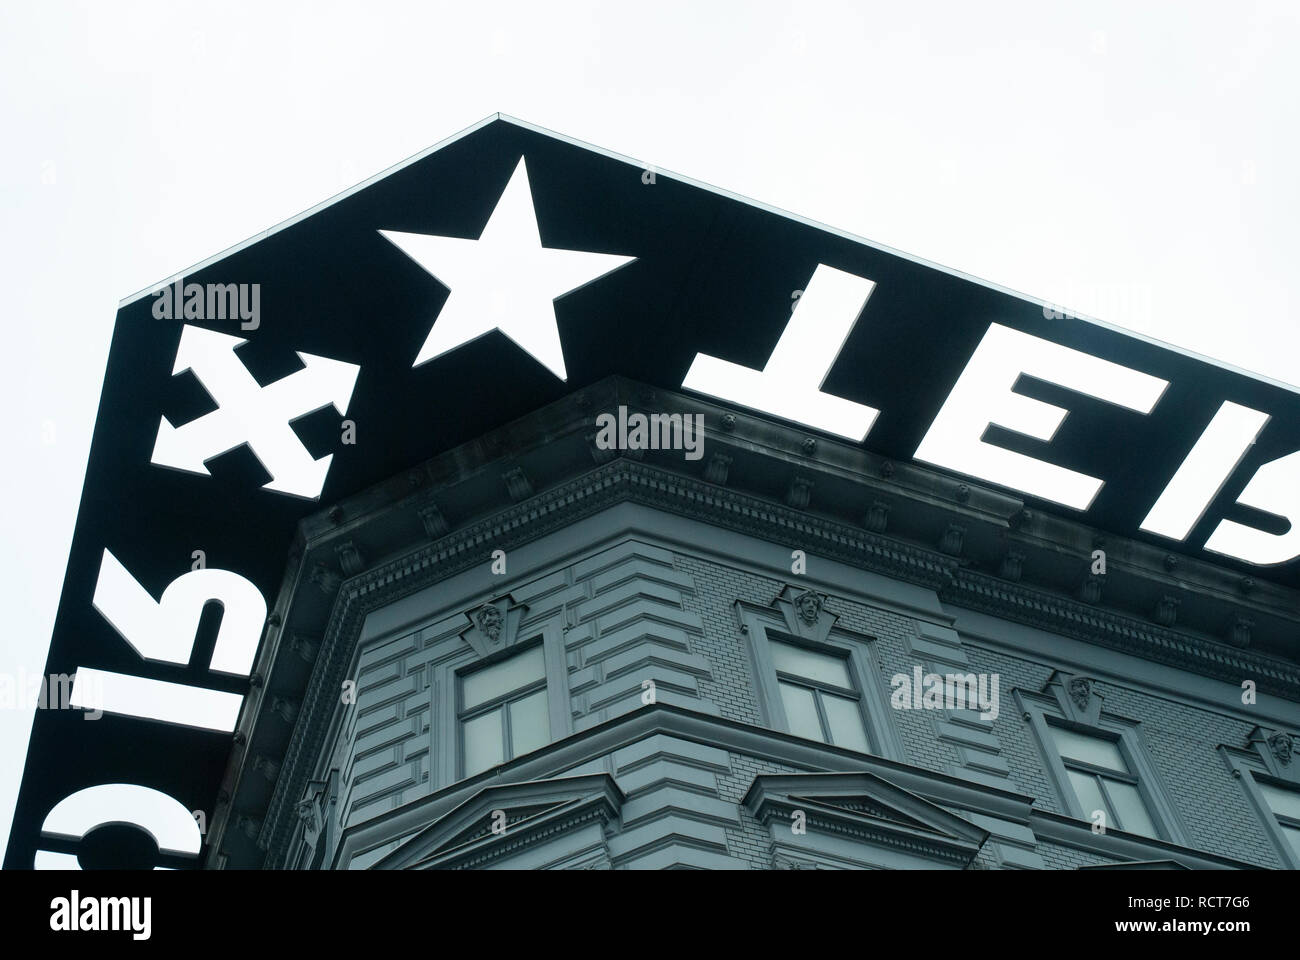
[1078, 859, 1191, 870]
[743, 771, 989, 869]
[372, 774, 623, 870]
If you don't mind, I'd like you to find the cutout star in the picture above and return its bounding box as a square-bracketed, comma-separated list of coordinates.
[380, 157, 636, 380]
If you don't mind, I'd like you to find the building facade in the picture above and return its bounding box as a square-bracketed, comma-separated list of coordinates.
[15, 117, 1299, 873]
[208, 376, 1300, 870]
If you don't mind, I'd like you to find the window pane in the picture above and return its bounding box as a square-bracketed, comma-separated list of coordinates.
[1050, 725, 1126, 772]
[1067, 769, 1109, 825]
[779, 682, 824, 742]
[462, 708, 503, 776]
[770, 640, 851, 689]
[1106, 779, 1158, 837]
[462, 644, 545, 709]
[508, 689, 550, 758]
[821, 693, 870, 753]
[1280, 824, 1300, 861]
[1258, 781, 1300, 821]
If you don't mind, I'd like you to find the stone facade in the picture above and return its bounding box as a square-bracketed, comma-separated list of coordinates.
[207, 378, 1300, 870]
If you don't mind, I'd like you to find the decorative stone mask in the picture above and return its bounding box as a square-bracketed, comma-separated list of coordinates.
[296, 797, 320, 834]
[1269, 731, 1294, 765]
[475, 604, 504, 643]
[1067, 677, 1093, 712]
[794, 590, 823, 625]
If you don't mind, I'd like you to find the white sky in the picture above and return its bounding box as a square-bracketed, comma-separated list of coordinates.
[2, 0, 1298, 863]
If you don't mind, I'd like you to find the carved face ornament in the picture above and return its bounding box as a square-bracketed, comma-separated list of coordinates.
[795, 590, 822, 624]
[476, 604, 504, 643]
[296, 797, 320, 833]
[1067, 677, 1092, 711]
[1269, 731, 1294, 765]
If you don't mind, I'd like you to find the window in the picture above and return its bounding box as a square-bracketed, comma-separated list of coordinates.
[769, 639, 870, 752]
[1255, 779, 1300, 862]
[1048, 723, 1158, 837]
[458, 643, 550, 778]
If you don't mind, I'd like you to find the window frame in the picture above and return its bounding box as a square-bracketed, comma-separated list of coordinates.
[770, 638, 870, 750]
[1047, 720, 1156, 837]
[456, 642, 551, 778]
[1238, 769, 1300, 869]
[429, 618, 570, 789]
[1018, 693, 1185, 845]
[738, 604, 903, 761]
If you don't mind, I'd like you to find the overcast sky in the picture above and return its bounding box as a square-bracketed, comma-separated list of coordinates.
[2, 0, 1297, 863]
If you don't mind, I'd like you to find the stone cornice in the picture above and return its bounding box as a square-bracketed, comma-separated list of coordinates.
[380, 773, 624, 870]
[330, 704, 1030, 869]
[307, 703, 1253, 872]
[253, 457, 1300, 866]
[1028, 808, 1260, 870]
[256, 460, 957, 861]
[947, 571, 1300, 694]
[749, 793, 980, 866]
[409, 793, 621, 871]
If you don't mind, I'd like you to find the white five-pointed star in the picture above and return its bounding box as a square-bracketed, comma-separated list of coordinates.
[380, 157, 636, 380]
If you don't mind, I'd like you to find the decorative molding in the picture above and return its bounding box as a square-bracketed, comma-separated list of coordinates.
[769, 584, 837, 646]
[502, 467, 533, 502]
[785, 476, 813, 509]
[287, 633, 318, 664]
[1029, 809, 1252, 870]
[376, 775, 623, 871]
[587, 432, 616, 465]
[864, 501, 890, 534]
[1154, 595, 1180, 628]
[270, 696, 299, 724]
[943, 570, 1300, 698]
[236, 815, 262, 844]
[253, 460, 1300, 864]
[1044, 670, 1103, 726]
[1227, 615, 1254, 649]
[999, 551, 1024, 583]
[323, 704, 1047, 871]
[1268, 731, 1294, 766]
[1246, 726, 1299, 782]
[704, 453, 732, 485]
[310, 563, 341, 595]
[251, 755, 280, 782]
[744, 771, 989, 869]
[335, 541, 366, 577]
[772, 854, 818, 869]
[460, 596, 530, 659]
[938, 523, 965, 557]
[416, 501, 449, 539]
